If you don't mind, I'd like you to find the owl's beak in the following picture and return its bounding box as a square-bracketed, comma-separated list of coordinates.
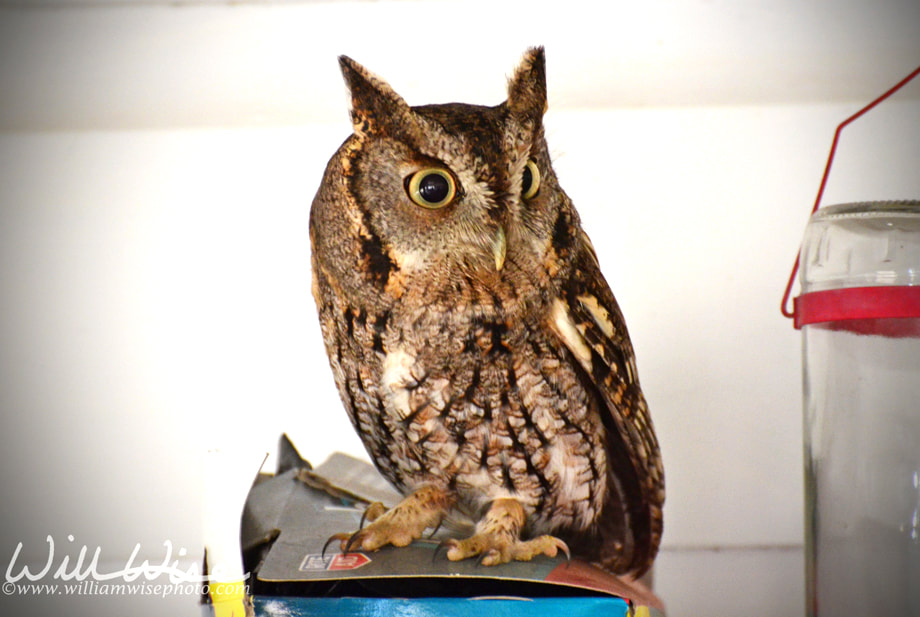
[493, 226, 507, 271]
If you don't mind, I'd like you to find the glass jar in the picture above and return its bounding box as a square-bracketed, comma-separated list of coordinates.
[798, 201, 920, 616]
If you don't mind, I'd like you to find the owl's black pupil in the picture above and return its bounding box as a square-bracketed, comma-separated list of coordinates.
[521, 166, 533, 195]
[419, 173, 450, 203]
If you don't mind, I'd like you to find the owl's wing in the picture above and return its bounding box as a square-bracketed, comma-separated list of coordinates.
[549, 231, 664, 576]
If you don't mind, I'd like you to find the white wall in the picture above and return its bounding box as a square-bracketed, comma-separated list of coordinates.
[1, 1, 919, 615]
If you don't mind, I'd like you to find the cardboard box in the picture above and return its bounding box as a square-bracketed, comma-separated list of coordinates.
[219, 435, 665, 616]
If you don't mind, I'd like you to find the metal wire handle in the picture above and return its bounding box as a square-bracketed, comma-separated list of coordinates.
[781, 64, 920, 320]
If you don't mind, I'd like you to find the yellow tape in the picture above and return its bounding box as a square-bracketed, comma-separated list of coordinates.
[209, 580, 249, 617]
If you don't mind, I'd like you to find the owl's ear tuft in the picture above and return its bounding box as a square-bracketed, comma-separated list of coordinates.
[339, 55, 413, 137]
[507, 46, 547, 121]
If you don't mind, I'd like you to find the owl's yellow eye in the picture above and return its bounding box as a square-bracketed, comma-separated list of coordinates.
[521, 160, 541, 200]
[406, 168, 456, 209]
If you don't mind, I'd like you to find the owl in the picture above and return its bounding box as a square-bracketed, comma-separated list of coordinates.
[309, 47, 664, 576]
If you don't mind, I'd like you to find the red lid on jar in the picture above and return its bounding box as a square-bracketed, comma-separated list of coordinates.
[794, 286, 920, 336]
[795, 201, 920, 336]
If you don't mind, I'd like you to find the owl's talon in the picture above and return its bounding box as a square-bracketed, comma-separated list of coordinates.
[321, 537, 334, 560]
[426, 519, 443, 539]
[477, 548, 499, 567]
[343, 530, 365, 555]
[432, 538, 455, 562]
[555, 537, 572, 564]
[322, 533, 351, 559]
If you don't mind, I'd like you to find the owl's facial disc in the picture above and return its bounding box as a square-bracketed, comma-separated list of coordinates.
[348, 92, 548, 279]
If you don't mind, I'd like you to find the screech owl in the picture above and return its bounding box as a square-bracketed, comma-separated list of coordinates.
[309, 47, 664, 576]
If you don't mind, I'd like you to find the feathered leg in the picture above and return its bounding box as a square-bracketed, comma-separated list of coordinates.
[441, 498, 569, 565]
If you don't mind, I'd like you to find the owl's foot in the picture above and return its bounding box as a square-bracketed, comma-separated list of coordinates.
[442, 532, 569, 565]
[441, 498, 570, 566]
[326, 485, 452, 554]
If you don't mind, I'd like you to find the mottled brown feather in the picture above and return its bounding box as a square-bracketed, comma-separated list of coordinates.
[310, 47, 664, 576]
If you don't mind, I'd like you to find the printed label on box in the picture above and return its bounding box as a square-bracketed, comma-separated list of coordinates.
[299, 553, 371, 572]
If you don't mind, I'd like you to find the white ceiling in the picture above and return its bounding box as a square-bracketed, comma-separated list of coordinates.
[1, 0, 918, 130]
